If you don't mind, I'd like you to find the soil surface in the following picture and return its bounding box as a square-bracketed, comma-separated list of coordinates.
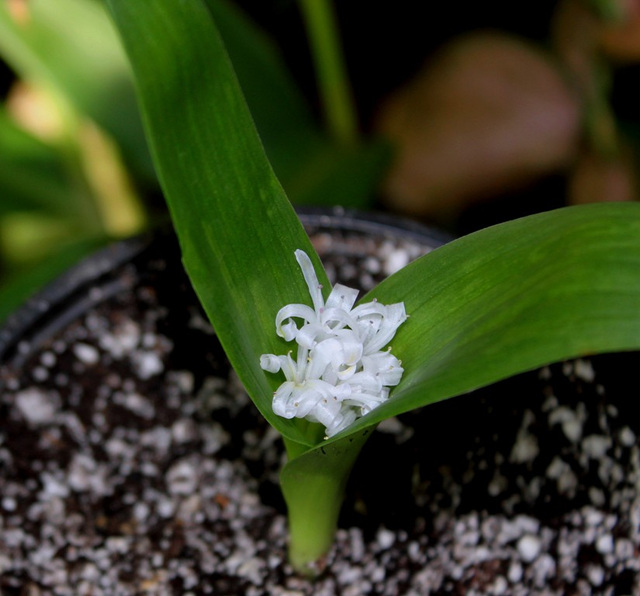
[1, 214, 639, 595]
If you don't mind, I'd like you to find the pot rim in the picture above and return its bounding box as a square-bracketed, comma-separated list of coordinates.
[0, 208, 450, 366]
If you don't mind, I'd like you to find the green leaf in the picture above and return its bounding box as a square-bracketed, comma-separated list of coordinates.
[104, 0, 329, 447]
[281, 202, 640, 568]
[298, 0, 358, 146]
[0, 109, 79, 216]
[289, 139, 391, 209]
[0, 0, 155, 185]
[336, 202, 640, 440]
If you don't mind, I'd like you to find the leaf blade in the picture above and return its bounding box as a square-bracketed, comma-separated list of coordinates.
[333, 202, 640, 439]
[104, 0, 329, 446]
[282, 203, 640, 568]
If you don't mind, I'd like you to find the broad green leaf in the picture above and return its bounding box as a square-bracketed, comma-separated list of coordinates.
[281, 202, 640, 568]
[0, 0, 155, 185]
[333, 202, 640, 441]
[105, 0, 330, 447]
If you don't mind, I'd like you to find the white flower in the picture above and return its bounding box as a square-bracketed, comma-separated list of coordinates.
[260, 250, 407, 438]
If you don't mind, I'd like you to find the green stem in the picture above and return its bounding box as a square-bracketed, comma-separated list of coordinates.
[298, 0, 358, 146]
[280, 429, 371, 574]
[284, 466, 346, 575]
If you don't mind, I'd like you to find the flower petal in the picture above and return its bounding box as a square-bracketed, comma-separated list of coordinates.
[320, 306, 358, 332]
[332, 329, 363, 367]
[363, 352, 404, 386]
[363, 302, 407, 353]
[263, 250, 407, 438]
[306, 338, 340, 379]
[324, 407, 357, 438]
[295, 380, 335, 417]
[295, 249, 325, 313]
[259, 354, 281, 373]
[296, 322, 326, 349]
[272, 382, 297, 418]
[325, 283, 359, 312]
[276, 303, 316, 339]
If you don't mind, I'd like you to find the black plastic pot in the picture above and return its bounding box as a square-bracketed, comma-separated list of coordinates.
[0, 208, 449, 367]
[0, 208, 638, 594]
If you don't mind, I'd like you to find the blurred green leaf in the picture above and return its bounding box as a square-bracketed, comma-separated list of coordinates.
[0, 0, 155, 185]
[105, 0, 331, 447]
[203, 0, 381, 210]
[0, 108, 80, 215]
[290, 139, 391, 208]
[203, 0, 323, 184]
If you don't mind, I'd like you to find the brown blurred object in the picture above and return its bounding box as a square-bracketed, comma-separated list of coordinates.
[376, 33, 582, 219]
[569, 146, 637, 204]
[600, 0, 640, 61]
[552, 0, 638, 206]
[551, 0, 602, 96]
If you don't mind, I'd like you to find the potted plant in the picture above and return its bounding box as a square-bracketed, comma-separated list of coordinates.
[2, 0, 640, 592]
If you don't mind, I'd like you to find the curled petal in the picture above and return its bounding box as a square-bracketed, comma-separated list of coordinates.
[332, 329, 363, 367]
[332, 383, 352, 401]
[293, 387, 324, 418]
[344, 390, 386, 413]
[336, 365, 357, 381]
[320, 306, 358, 332]
[272, 382, 297, 418]
[343, 370, 383, 394]
[355, 315, 382, 347]
[259, 354, 281, 373]
[363, 352, 404, 386]
[325, 408, 357, 438]
[279, 320, 298, 342]
[306, 395, 343, 429]
[295, 380, 336, 417]
[280, 352, 300, 383]
[351, 300, 386, 319]
[276, 304, 316, 339]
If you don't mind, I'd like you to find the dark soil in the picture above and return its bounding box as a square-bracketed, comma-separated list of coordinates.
[1, 212, 639, 595]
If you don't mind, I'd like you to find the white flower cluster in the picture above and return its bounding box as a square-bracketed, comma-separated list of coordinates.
[260, 250, 407, 438]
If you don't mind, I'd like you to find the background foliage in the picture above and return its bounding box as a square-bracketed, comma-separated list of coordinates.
[0, 0, 639, 321]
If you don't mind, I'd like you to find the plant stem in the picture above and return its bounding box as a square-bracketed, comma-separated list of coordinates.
[298, 0, 358, 146]
[282, 457, 351, 575]
[280, 429, 371, 574]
